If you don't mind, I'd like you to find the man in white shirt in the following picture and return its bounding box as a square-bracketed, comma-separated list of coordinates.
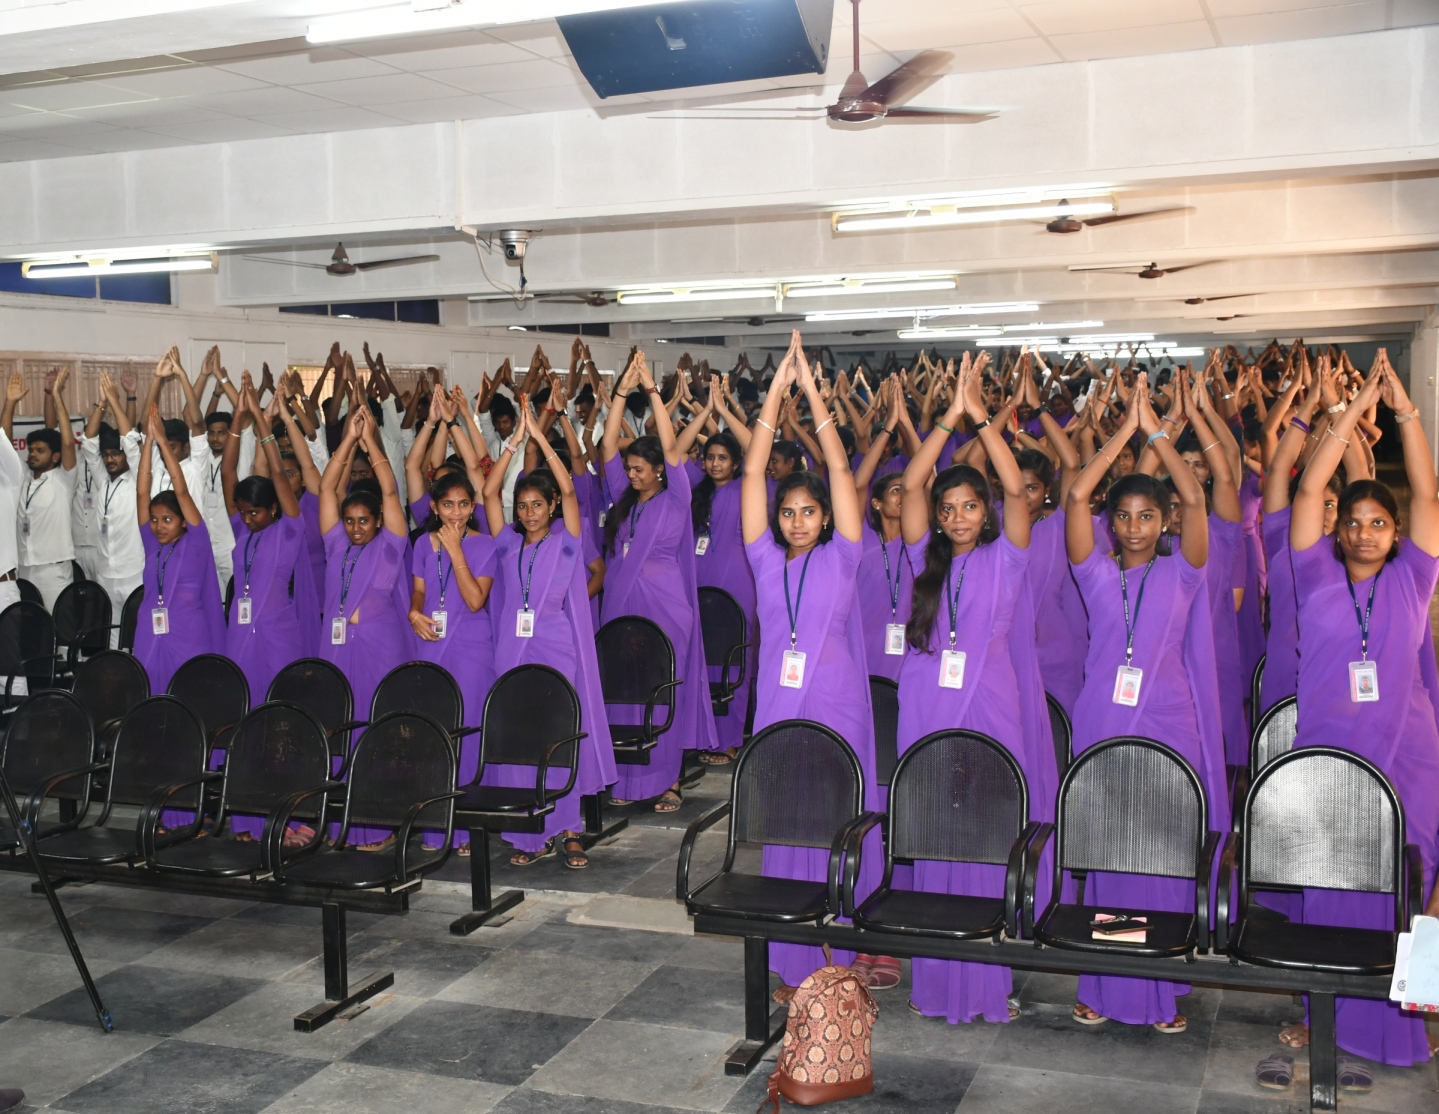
[83, 372, 144, 642]
[1, 368, 78, 612]
[0, 410, 24, 694]
[46, 369, 101, 581]
[477, 384, 523, 518]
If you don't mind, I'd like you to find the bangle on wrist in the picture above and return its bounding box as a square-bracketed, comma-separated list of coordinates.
[755, 417, 778, 434]
[258, 434, 276, 446]
[933, 419, 953, 434]
[1289, 416, 1311, 434]
[126, 394, 137, 401]
[1395, 408, 1419, 425]
[814, 416, 833, 435]
[1147, 430, 1168, 445]
[1326, 401, 1346, 414]
[1160, 414, 1177, 425]
[1325, 427, 1350, 445]
[972, 417, 991, 432]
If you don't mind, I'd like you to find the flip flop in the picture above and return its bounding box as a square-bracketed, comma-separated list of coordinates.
[867, 956, 902, 990]
[509, 840, 557, 868]
[698, 751, 733, 765]
[848, 955, 875, 984]
[1337, 1058, 1372, 1092]
[1154, 1015, 1187, 1035]
[653, 789, 683, 813]
[1256, 1054, 1294, 1089]
[1073, 1003, 1107, 1026]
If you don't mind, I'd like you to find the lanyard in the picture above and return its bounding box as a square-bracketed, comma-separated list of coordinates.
[242, 530, 262, 594]
[627, 497, 648, 549]
[103, 477, 126, 517]
[1346, 566, 1381, 661]
[23, 473, 48, 513]
[945, 551, 975, 649]
[518, 535, 546, 610]
[783, 549, 814, 650]
[209, 460, 222, 490]
[83, 460, 93, 495]
[338, 544, 361, 615]
[880, 537, 901, 620]
[435, 546, 454, 607]
[156, 540, 177, 604]
[1119, 556, 1157, 667]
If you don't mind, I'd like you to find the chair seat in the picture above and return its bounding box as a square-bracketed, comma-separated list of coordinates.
[1231, 916, 1396, 975]
[855, 888, 1006, 940]
[687, 871, 830, 923]
[455, 784, 560, 816]
[279, 839, 441, 890]
[610, 724, 657, 764]
[149, 836, 263, 878]
[708, 682, 734, 712]
[1034, 903, 1197, 958]
[35, 825, 141, 864]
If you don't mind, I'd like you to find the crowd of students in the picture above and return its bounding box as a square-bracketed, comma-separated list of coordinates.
[3, 329, 1437, 1074]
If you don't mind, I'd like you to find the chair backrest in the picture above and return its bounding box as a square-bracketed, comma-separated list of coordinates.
[890, 730, 1028, 866]
[1056, 737, 1206, 880]
[480, 665, 582, 770]
[119, 585, 144, 652]
[0, 601, 56, 688]
[1250, 695, 1297, 775]
[342, 711, 456, 836]
[167, 654, 250, 746]
[1046, 693, 1073, 779]
[697, 587, 747, 673]
[596, 616, 676, 707]
[370, 661, 463, 732]
[1244, 747, 1401, 902]
[16, 579, 44, 609]
[1250, 653, 1266, 719]
[266, 658, 353, 754]
[70, 650, 150, 736]
[220, 701, 333, 823]
[1, 690, 95, 799]
[868, 676, 899, 788]
[108, 696, 209, 808]
[731, 719, 862, 850]
[51, 579, 113, 658]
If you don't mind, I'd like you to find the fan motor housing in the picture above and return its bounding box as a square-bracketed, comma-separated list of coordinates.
[558, 0, 833, 99]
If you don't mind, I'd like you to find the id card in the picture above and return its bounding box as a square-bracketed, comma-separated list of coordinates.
[1349, 660, 1379, 703]
[20, 518, 29, 537]
[330, 616, 347, 645]
[515, 608, 535, 638]
[431, 610, 447, 638]
[1113, 665, 1143, 706]
[100, 518, 109, 538]
[236, 597, 252, 625]
[939, 649, 966, 689]
[82, 492, 94, 510]
[622, 540, 631, 558]
[151, 607, 169, 635]
[780, 648, 806, 689]
[205, 490, 220, 510]
[885, 623, 905, 656]
[597, 511, 607, 528]
[695, 534, 710, 556]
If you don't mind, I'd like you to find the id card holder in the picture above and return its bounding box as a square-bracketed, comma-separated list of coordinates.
[236, 597, 252, 625]
[100, 518, 109, 538]
[622, 540, 631, 559]
[939, 649, 966, 689]
[780, 648, 806, 689]
[205, 490, 220, 510]
[331, 616, 347, 645]
[431, 610, 448, 638]
[1113, 665, 1143, 706]
[20, 518, 29, 537]
[516, 608, 535, 638]
[885, 623, 905, 655]
[151, 607, 169, 635]
[1349, 660, 1379, 703]
[597, 510, 607, 528]
[695, 534, 710, 556]
[82, 492, 94, 510]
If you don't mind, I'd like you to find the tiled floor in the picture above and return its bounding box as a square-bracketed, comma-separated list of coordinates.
[1, 769, 1435, 1114]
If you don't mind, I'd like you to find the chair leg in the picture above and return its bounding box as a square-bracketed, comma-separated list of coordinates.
[294, 902, 393, 1033]
[1307, 992, 1338, 1113]
[723, 936, 787, 1075]
[575, 791, 628, 850]
[449, 828, 524, 936]
[679, 750, 707, 790]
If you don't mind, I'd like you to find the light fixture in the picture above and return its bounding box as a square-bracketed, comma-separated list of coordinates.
[897, 326, 1005, 340]
[308, 0, 666, 45]
[834, 200, 1114, 234]
[508, 325, 528, 331]
[616, 287, 773, 306]
[785, 278, 957, 299]
[804, 302, 1039, 324]
[0, 0, 246, 37]
[22, 254, 217, 279]
[1001, 321, 1104, 333]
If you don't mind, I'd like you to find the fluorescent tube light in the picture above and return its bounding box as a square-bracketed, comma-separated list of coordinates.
[834, 200, 1114, 234]
[897, 326, 1005, 340]
[616, 288, 773, 306]
[804, 302, 1039, 324]
[0, 0, 246, 36]
[785, 278, 957, 299]
[1001, 321, 1104, 333]
[23, 254, 216, 278]
[309, 0, 665, 44]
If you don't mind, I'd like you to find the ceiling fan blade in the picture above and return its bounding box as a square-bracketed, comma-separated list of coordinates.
[881, 106, 996, 122]
[241, 256, 329, 270]
[1159, 262, 1216, 275]
[1068, 263, 1145, 273]
[1081, 206, 1195, 227]
[860, 49, 952, 108]
[352, 254, 441, 272]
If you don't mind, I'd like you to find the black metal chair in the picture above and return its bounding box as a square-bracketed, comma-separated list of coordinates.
[266, 657, 354, 768]
[842, 729, 1049, 940]
[28, 696, 209, 865]
[167, 653, 250, 761]
[596, 616, 680, 766]
[1046, 693, 1073, 781]
[1230, 695, 1298, 833]
[1032, 737, 1219, 959]
[270, 710, 459, 1030]
[51, 579, 114, 672]
[17, 579, 44, 609]
[144, 701, 335, 880]
[118, 585, 144, 652]
[368, 660, 473, 736]
[0, 601, 60, 711]
[698, 587, 750, 719]
[449, 665, 586, 935]
[1221, 746, 1421, 1111]
[1249, 654, 1266, 727]
[70, 650, 150, 759]
[0, 691, 95, 848]
[869, 675, 899, 790]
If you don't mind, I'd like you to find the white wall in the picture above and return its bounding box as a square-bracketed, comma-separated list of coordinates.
[1412, 311, 1439, 470]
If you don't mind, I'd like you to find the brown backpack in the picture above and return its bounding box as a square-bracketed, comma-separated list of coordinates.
[759, 962, 878, 1111]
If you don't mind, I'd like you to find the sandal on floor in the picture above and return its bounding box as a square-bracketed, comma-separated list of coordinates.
[1278, 1022, 1310, 1049]
[849, 955, 875, 984]
[355, 835, 396, 853]
[456, 843, 471, 857]
[1153, 1014, 1187, 1035]
[562, 837, 589, 870]
[1337, 1058, 1373, 1092]
[867, 957, 902, 990]
[773, 985, 797, 1006]
[1073, 1003, 1107, 1026]
[698, 751, 733, 765]
[608, 798, 634, 807]
[1256, 1054, 1294, 1089]
[1007, 996, 1021, 1021]
[654, 789, 682, 813]
[510, 841, 556, 868]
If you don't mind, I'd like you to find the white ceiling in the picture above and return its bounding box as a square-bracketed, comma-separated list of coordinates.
[0, 0, 1436, 160]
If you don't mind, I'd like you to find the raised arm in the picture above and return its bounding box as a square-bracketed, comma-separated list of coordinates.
[1378, 352, 1439, 557]
[2, 371, 26, 442]
[741, 340, 794, 545]
[1291, 359, 1383, 554]
[674, 379, 715, 460]
[1065, 392, 1141, 565]
[357, 405, 405, 538]
[254, 391, 300, 518]
[319, 408, 362, 534]
[794, 337, 861, 543]
[1183, 372, 1239, 523]
[530, 401, 581, 539]
[1134, 381, 1206, 568]
[406, 394, 440, 506]
[1263, 364, 1323, 513]
[149, 404, 203, 527]
[600, 354, 640, 463]
[220, 391, 244, 516]
[49, 366, 77, 471]
[168, 347, 206, 434]
[481, 405, 526, 537]
[854, 378, 900, 497]
[276, 393, 322, 495]
[632, 353, 684, 466]
[966, 355, 1030, 549]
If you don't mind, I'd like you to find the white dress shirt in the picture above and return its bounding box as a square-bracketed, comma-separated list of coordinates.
[82, 431, 144, 581]
[71, 453, 102, 554]
[0, 431, 20, 575]
[18, 462, 76, 566]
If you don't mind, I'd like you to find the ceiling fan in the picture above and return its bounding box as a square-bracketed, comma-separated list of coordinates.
[1181, 293, 1253, 305]
[245, 242, 440, 276]
[1070, 261, 1218, 280]
[1044, 201, 1195, 234]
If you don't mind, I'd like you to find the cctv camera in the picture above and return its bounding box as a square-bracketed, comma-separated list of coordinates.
[496, 230, 535, 261]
